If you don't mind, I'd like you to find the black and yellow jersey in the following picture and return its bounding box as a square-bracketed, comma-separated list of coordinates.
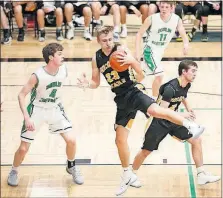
[157, 78, 191, 111]
[95, 45, 136, 95]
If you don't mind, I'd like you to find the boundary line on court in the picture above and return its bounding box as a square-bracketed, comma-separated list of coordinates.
[181, 108, 197, 198]
[0, 57, 222, 62]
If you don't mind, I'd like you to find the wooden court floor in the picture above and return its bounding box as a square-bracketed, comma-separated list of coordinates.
[1, 26, 222, 198]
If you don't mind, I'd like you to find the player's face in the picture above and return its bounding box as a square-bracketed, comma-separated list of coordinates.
[159, 3, 172, 16]
[98, 32, 114, 51]
[52, 51, 64, 66]
[184, 66, 198, 82]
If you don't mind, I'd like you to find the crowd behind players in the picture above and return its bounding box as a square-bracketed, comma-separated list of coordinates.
[0, 0, 222, 45]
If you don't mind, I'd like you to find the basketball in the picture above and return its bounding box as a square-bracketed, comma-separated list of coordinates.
[109, 50, 130, 72]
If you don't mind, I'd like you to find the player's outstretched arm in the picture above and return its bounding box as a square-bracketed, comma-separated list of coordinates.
[135, 16, 152, 61]
[177, 18, 189, 55]
[90, 55, 101, 89]
[77, 55, 101, 89]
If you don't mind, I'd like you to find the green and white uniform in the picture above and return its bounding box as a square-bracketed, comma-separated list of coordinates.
[21, 64, 72, 143]
[143, 13, 179, 76]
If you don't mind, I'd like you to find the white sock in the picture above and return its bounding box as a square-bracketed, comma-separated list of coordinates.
[95, 19, 100, 24]
[197, 166, 204, 174]
[132, 168, 138, 175]
[121, 24, 126, 29]
[12, 166, 18, 172]
[123, 166, 130, 172]
[84, 27, 89, 32]
[123, 167, 131, 178]
[68, 21, 74, 28]
[114, 25, 119, 33]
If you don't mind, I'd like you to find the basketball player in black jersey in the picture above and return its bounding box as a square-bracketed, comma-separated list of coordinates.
[77, 26, 204, 196]
[132, 60, 220, 186]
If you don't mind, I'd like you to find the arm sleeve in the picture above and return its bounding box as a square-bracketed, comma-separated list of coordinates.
[162, 85, 175, 102]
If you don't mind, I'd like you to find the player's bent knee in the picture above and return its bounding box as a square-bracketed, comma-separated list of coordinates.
[18, 145, 29, 156]
[115, 137, 127, 146]
[66, 138, 76, 147]
[188, 136, 202, 145]
[147, 103, 161, 118]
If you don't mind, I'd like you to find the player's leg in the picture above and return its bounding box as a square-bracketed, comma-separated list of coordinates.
[152, 74, 163, 98]
[187, 137, 220, 185]
[7, 141, 31, 186]
[143, 47, 163, 98]
[171, 126, 220, 185]
[147, 103, 204, 138]
[60, 132, 84, 185]
[131, 117, 169, 188]
[8, 105, 42, 186]
[114, 104, 137, 195]
[49, 103, 83, 185]
[130, 86, 204, 138]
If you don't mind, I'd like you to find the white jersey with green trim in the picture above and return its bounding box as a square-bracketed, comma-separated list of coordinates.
[30, 64, 67, 108]
[145, 13, 179, 55]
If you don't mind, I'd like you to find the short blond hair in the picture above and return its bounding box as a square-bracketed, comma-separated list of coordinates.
[96, 26, 114, 38]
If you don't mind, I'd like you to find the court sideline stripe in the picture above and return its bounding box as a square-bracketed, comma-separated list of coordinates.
[0, 57, 222, 62]
[1, 163, 221, 166]
[181, 108, 197, 198]
[1, 85, 221, 96]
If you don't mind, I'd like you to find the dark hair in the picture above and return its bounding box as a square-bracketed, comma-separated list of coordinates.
[42, 43, 64, 63]
[178, 60, 198, 76]
[96, 25, 114, 38]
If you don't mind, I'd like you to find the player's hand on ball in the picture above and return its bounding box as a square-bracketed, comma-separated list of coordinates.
[116, 51, 135, 66]
[25, 118, 35, 131]
[77, 73, 89, 89]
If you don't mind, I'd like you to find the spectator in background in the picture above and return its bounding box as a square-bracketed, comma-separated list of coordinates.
[90, 0, 121, 42]
[64, 0, 92, 41]
[37, 1, 64, 42]
[175, 1, 207, 42]
[119, 1, 160, 38]
[0, 1, 12, 44]
[12, 0, 37, 41]
[201, 1, 222, 42]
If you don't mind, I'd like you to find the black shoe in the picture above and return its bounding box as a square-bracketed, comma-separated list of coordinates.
[38, 30, 45, 42]
[201, 32, 208, 42]
[56, 29, 64, 41]
[17, 29, 25, 42]
[2, 29, 12, 44]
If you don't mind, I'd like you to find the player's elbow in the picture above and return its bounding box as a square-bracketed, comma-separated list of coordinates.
[18, 92, 25, 101]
